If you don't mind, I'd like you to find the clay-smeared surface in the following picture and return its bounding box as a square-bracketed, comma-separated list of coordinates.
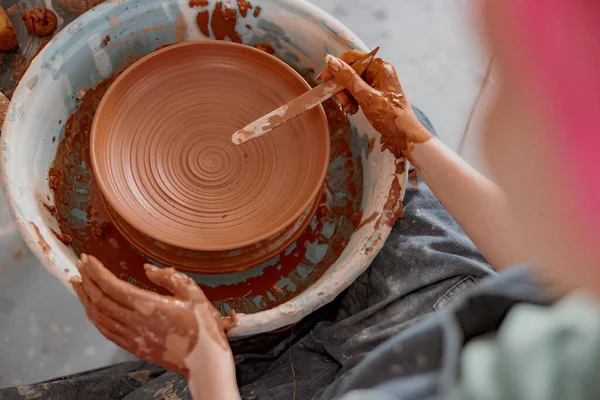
[210, 2, 241, 43]
[91, 42, 329, 255]
[196, 10, 210, 36]
[254, 42, 274, 55]
[236, 0, 253, 17]
[189, 0, 209, 6]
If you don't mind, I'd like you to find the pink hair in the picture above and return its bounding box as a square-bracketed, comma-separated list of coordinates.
[499, 0, 600, 241]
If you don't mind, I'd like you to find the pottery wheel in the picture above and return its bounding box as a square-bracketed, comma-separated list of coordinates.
[90, 41, 330, 256]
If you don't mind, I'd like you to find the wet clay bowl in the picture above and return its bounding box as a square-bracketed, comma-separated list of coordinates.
[1, 0, 408, 337]
[90, 41, 329, 273]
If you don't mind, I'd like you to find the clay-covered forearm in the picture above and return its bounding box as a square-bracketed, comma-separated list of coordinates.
[321, 52, 524, 268]
[409, 138, 525, 270]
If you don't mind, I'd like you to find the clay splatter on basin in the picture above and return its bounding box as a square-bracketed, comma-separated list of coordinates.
[47, 41, 364, 315]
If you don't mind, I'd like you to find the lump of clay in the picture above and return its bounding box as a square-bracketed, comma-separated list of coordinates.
[57, 0, 104, 16]
[0, 6, 18, 50]
[22, 7, 57, 37]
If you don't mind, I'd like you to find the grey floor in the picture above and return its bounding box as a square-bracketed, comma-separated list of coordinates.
[0, 0, 489, 388]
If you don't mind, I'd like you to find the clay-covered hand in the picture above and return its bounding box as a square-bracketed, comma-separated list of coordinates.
[318, 51, 433, 158]
[71, 254, 236, 378]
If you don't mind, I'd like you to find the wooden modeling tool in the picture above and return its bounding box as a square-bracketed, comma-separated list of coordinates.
[232, 47, 379, 145]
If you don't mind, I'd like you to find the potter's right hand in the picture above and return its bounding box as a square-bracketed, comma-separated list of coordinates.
[72, 255, 241, 399]
[70, 255, 236, 378]
[318, 51, 433, 159]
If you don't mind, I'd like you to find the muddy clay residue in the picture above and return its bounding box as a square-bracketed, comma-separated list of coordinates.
[356, 212, 380, 231]
[368, 137, 376, 153]
[196, 10, 210, 37]
[408, 168, 419, 191]
[21, 7, 57, 37]
[12, 249, 24, 261]
[358, 159, 406, 257]
[48, 45, 365, 314]
[196, 0, 264, 42]
[380, 177, 403, 227]
[210, 2, 241, 43]
[237, 0, 253, 17]
[43, 203, 58, 219]
[51, 228, 73, 246]
[189, 0, 209, 6]
[381, 161, 406, 226]
[30, 222, 51, 254]
[254, 42, 274, 55]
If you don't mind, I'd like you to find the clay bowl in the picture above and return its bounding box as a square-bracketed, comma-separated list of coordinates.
[101, 187, 322, 274]
[90, 41, 329, 273]
[2, 0, 408, 337]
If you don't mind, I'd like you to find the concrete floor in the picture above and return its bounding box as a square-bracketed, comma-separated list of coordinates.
[0, 0, 488, 388]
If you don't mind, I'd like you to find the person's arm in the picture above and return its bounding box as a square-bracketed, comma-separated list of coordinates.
[410, 138, 523, 269]
[322, 53, 524, 270]
[71, 255, 240, 400]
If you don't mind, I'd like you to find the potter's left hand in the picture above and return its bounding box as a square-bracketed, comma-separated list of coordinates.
[71, 255, 240, 399]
